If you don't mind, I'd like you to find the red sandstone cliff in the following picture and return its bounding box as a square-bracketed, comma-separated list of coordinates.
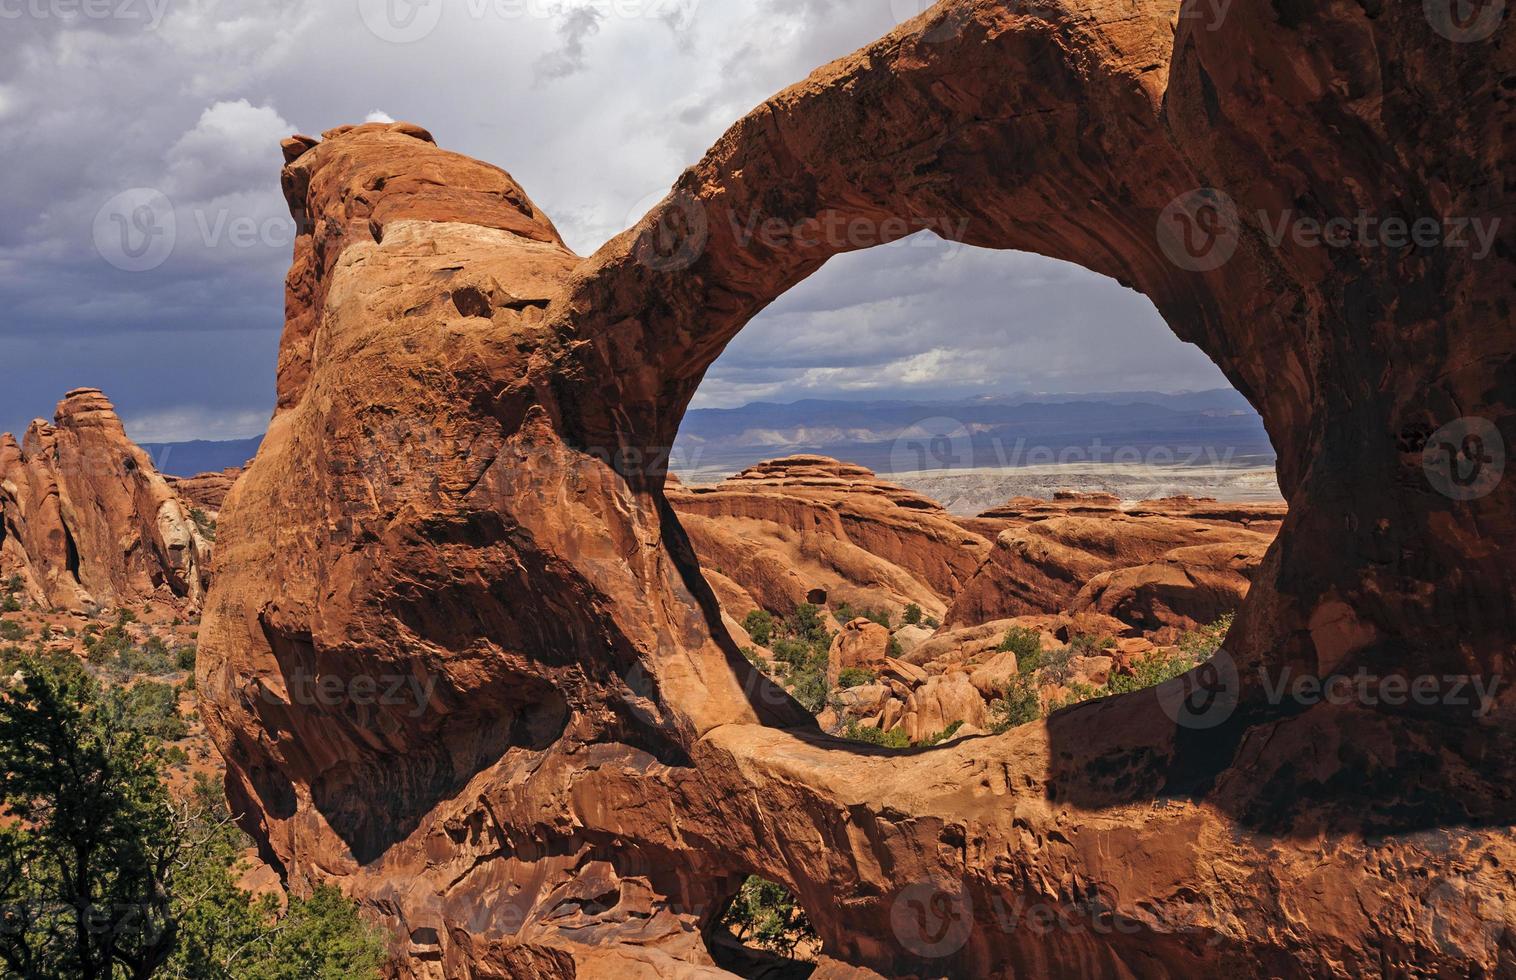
[0, 389, 211, 611]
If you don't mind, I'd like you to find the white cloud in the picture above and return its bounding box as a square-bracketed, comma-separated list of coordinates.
[166, 100, 297, 200]
[123, 406, 271, 443]
[364, 109, 395, 123]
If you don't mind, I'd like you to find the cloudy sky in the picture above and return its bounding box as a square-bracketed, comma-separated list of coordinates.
[0, 0, 1229, 442]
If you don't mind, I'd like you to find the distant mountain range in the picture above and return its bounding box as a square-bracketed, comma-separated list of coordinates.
[672, 390, 1273, 479]
[139, 436, 263, 477]
[136, 390, 1274, 482]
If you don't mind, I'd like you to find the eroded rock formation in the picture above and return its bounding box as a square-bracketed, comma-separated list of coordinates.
[198, 1, 1515, 977]
[944, 505, 1277, 632]
[0, 389, 211, 611]
[168, 467, 244, 514]
[668, 456, 991, 623]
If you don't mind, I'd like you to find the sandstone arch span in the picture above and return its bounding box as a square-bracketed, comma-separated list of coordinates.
[199, 1, 1515, 976]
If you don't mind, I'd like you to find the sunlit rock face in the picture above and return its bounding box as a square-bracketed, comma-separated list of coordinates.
[198, 2, 1515, 976]
[0, 388, 210, 612]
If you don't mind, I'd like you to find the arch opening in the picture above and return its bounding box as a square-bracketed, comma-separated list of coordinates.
[664, 236, 1283, 749]
[707, 874, 820, 979]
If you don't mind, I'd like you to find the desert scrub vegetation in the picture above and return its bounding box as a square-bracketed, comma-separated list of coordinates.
[0, 658, 389, 979]
[188, 507, 218, 543]
[835, 667, 876, 689]
[718, 875, 818, 961]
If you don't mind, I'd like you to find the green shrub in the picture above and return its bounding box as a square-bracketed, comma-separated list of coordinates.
[111, 681, 188, 741]
[116, 634, 176, 677]
[784, 603, 828, 644]
[787, 668, 828, 713]
[1039, 646, 1077, 685]
[887, 635, 903, 658]
[919, 720, 965, 746]
[998, 626, 1043, 667]
[0, 595, 20, 614]
[718, 875, 818, 959]
[1047, 680, 1104, 713]
[771, 638, 813, 667]
[990, 674, 1041, 732]
[841, 722, 910, 748]
[176, 644, 198, 672]
[1178, 613, 1233, 661]
[0, 619, 25, 643]
[189, 507, 218, 543]
[903, 603, 922, 626]
[1069, 633, 1117, 655]
[836, 667, 876, 689]
[741, 609, 775, 647]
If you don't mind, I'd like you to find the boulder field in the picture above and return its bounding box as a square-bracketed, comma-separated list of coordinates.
[194, 1, 1513, 977]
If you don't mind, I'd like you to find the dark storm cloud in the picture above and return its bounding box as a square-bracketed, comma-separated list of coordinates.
[0, 0, 1230, 443]
[533, 5, 607, 81]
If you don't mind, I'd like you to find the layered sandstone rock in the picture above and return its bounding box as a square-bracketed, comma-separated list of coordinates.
[1070, 537, 1271, 633]
[944, 512, 1274, 629]
[668, 456, 990, 622]
[825, 617, 892, 687]
[901, 673, 987, 743]
[0, 389, 210, 611]
[168, 468, 243, 513]
[199, 1, 1515, 977]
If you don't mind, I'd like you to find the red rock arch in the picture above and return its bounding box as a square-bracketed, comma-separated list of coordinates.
[199, 1, 1515, 975]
